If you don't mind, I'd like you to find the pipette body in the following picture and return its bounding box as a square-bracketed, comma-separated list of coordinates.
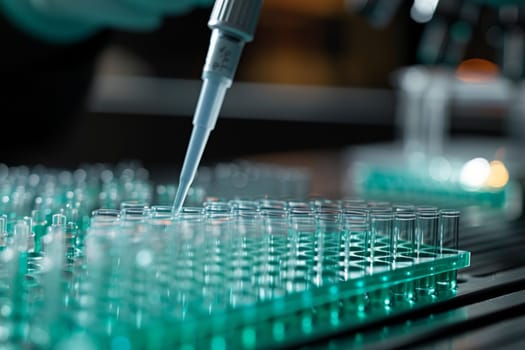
[173, 0, 264, 214]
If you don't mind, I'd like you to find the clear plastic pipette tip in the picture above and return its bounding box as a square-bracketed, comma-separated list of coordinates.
[171, 103, 215, 215]
[172, 126, 210, 215]
[172, 78, 229, 215]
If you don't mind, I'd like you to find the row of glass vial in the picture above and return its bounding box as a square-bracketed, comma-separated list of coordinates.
[0, 198, 460, 349]
[0, 161, 312, 220]
[0, 161, 152, 221]
[0, 197, 460, 265]
[82, 198, 460, 297]
[0, 197, 460, 277]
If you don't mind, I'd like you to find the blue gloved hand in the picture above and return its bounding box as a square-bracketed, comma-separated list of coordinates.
[0, 0, 214, 43]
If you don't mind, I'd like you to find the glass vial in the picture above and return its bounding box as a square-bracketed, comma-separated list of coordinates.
[436, 209, 460, 292]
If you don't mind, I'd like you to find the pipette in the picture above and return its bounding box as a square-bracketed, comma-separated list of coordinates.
[172, 0, 264, 214]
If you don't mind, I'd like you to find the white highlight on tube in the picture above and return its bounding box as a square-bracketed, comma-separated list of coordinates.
[411, 0, 440, 24]
[460, 157, 490, 190]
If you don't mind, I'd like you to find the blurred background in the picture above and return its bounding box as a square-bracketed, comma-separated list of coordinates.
[5, 0, 525, 210]
[3, 3, 525, 348]
[74, 0, 412, 168]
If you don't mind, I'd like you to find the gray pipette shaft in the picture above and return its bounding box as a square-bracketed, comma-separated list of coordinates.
[172, 0, 263, 214]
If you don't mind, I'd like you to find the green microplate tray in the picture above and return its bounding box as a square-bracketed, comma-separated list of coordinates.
[355, 165, 507, 208]
[109, 247, 470, 350]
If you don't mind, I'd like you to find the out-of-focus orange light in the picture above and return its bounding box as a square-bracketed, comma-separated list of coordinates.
[456, 58, 500, 83]
[486, 160, 510, 189]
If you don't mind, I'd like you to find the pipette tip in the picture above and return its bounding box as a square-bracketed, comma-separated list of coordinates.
[172, 180, 190, 215]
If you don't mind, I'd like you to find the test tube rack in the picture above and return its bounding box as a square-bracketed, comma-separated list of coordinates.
[149, 241, 469, 350]
[0, 162, 470, 349]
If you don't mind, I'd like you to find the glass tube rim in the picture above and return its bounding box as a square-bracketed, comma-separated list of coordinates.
[120, 200, 150, 210]
[91, 208, 120, 218]
[439, 209, 461, 217]
[394, 212, 416, 220]
[370, 211, 394, 220]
